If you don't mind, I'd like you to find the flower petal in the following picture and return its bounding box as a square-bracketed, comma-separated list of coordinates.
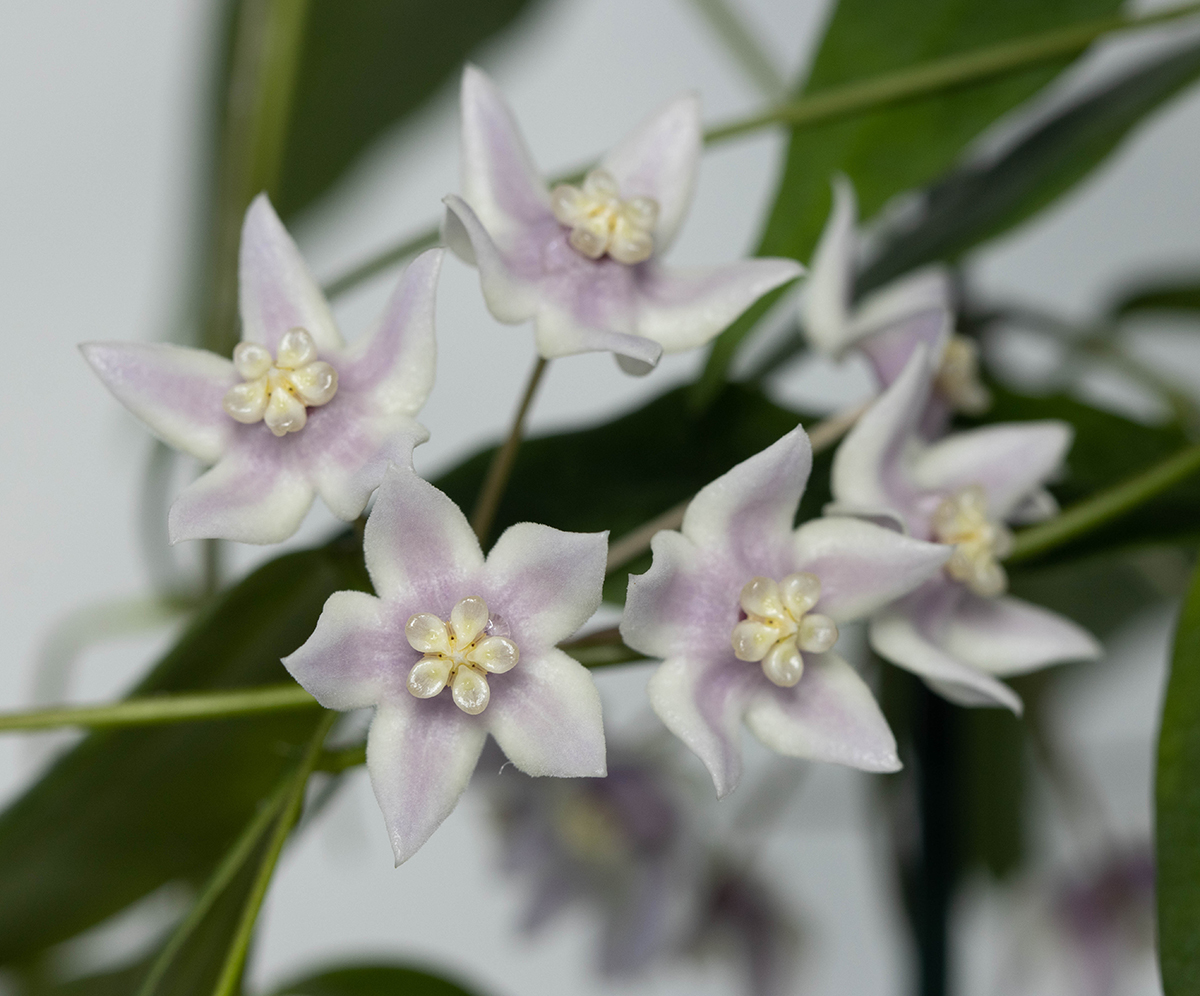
[362, 464, 484, 602]
[869, 606, 1024, 713]
[830, 345, 935, 527]
[338, 248, 440, 417]
[647, 655, 757, 798]
[367, 697, 488, 865]
[912, 422, 1072, 521]
[851, 266, 953, 341]
[442, 195, 541, 322]
[941, 593, 1101, 677]
[793, 517, 949, 622]
[742, 652, 900, 772]
[855, 306, 950, 388]
[801, 175, 856, 356]
[80, 342, 236, 463]
[682, 427, 811, 558]
[238, 194, 342, 354]
[168, 447, 314, 545]
[535, 298, 663, 370]
[600, 93, 701, 254]
[621, 529, 703, 661]
[486, 647, 606, 777]
[282, 590, 407, 710]
[634, 258, 804, 355]
[458, 64, 552, 242]
[484, 522, 608, 646]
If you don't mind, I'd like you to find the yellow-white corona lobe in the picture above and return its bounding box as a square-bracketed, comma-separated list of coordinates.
[405, 597, 519, 714]
[221, 327, 338, 436]
[550, 168, 659, 266]
[932, 485, 1013, 598]
[936, 336, 991, 415]
[732, 571, 835, 687]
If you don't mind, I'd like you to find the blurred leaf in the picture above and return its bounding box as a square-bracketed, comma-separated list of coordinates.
[861, 38, 1200, 291]
[698, 0, 1123, 398]
[1111, 276, 1200, 318]
[958, 708, 1024, 878]
[273, 0, 539, 217]
[1156, 561, 1200, 995]
[0, 538, 368, 963]
[270, 964, 484, 996]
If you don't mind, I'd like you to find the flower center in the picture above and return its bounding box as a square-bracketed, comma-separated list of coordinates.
[222, 328, 338, 437]
[550, 168, 659, 265]
[730, 573, 838, 688]
[931, 485, 1013, 597]
[405, 596, 519, 715]
[935, 336, 991, 415]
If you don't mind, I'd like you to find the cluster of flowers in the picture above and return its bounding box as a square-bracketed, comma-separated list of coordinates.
[83, 68, 1100, 868]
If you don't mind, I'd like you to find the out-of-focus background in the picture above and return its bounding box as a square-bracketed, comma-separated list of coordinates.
[1, 1, 1198, 993]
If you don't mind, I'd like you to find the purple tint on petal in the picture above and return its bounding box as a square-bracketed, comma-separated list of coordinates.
[858, 308, 949, 387]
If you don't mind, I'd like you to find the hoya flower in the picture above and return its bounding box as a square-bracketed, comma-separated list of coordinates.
[442, 66, 803, 374]
[830, 346, 1101, 712]
[82, 195, 439, 544]
[802, 176, 989, 432]
[620, 427, 951, 797]
[284, 463, 608, 864]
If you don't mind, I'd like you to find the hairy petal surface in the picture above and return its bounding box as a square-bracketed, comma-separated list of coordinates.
[80, 342, 236, 463]
[742, 652, 900, 772]
[368, 698, 488, 866]
[621, 530, 704, 661]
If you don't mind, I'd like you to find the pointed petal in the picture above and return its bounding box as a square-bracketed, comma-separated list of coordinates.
[742, 652, 900, 772]
[942, 594, 1101, 677]
[912, 422, 1072, 521]
[647, 655, 757, 798]
[168, 448, 314, 544]
[621, 529, 703, 660]
[487, 647, 606, 777]
[801, 175, 856, 356]
[851, 266, 952, 341]
[80, 342, 236, 463]
[793, 517, 949, 622]
[856, 307, 950, 388]
[600, 93, 701, 253]
[484, 523, 607, 646]
[682, 427, 811, 558]
[282, 590, 406, 710]
[634, 258, 803, 354]
[442, 195, 540, 322]
[459, 65, 552, 241]
[534, 298, 663, 369]
[869, 604, 1023, 713]
[367, 698, 488, 865]
[362, 464, 484, 602]
[238, 194, 342, 354]
[830, 346, 935, 527]
[339, 248, 440, 416]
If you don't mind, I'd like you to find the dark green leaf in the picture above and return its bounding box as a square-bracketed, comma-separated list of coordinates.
[1110, 276, 1200, 318]
[0, 538, 368, 963]
[270, 964, 485, 996]
[697, 0, 1123, 398]
[861, 38, 1200, 291]
[1156, 560, 1200, 995]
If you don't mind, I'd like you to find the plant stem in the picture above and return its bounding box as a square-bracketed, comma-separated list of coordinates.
[604, 402, 867, 573]
[470, 356, 549, 544]
[1008, 442, 1200, 564]
[137, 775, 293, 996]
[318, 3, 1200, 304]
[212, 711, 336, 996]
[684, 0, 788, 99]
[0, 684, 318, 734]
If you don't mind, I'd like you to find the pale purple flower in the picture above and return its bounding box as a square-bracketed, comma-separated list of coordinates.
[82, 195, 440, 545]
[442, 66, 804, 374]
[802, 177, 989, 434]
[620, 427, 951, 797]
[284, 463, 608, 864]
[830, 345, 1101, 712]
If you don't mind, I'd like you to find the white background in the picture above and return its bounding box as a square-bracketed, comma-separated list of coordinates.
[2, 1, 1199, 994]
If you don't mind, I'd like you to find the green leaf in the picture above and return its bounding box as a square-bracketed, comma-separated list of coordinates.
[270, 964, 485, 996]
[0, 538, 368, 963]
[1110, 276, 1200, 318]
[1156, 560, 1200, 995]
[272, 0, 539, 217]
[860, 38, 1200, 291]
[695, 0, 1124, 399]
